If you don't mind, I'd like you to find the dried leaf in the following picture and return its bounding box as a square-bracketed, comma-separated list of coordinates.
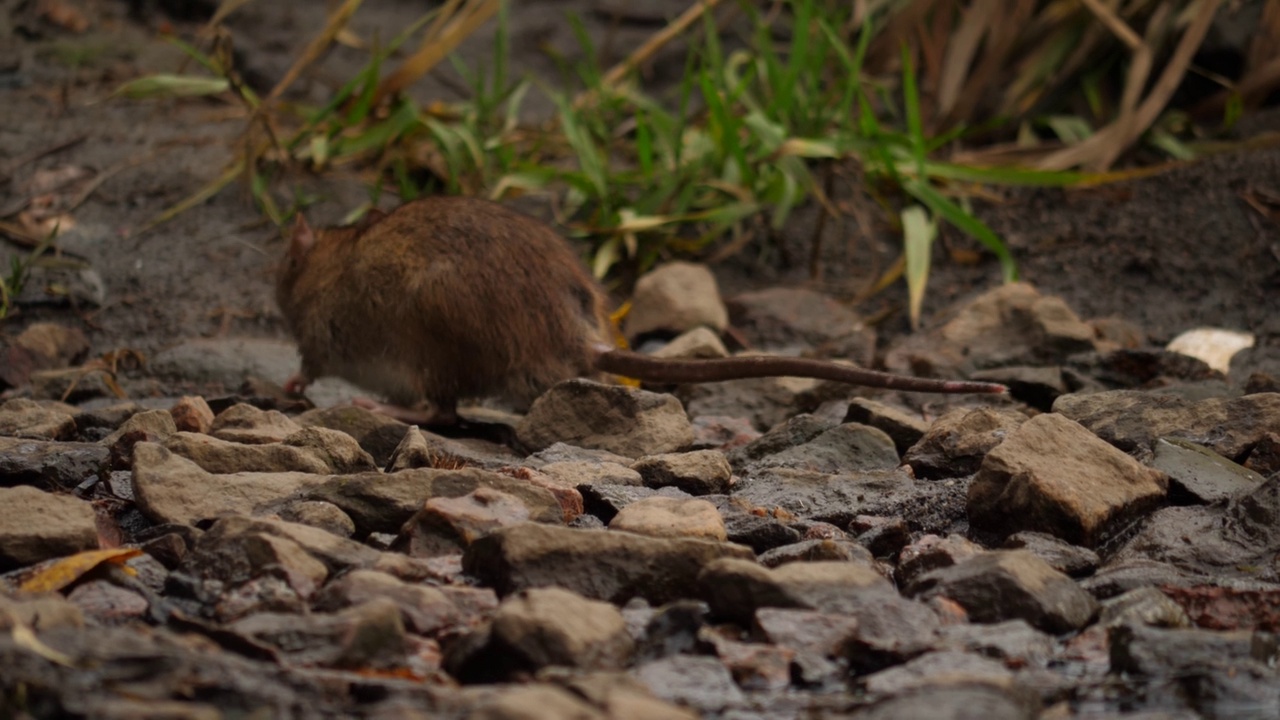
[18, 548, 142, 594]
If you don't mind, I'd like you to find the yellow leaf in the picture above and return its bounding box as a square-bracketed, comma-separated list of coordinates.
[18, 548, 143, 594]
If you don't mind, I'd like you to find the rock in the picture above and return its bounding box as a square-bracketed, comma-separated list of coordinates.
[1079, 558, 1219, 600]
[0, 486, 97, 570]
[852, 515, 911, 559]
[1000, 532, 1099, 578]
[704, 632, 793, 691]
[67, 581, 150, 625]
[578, 484, 693, 524]
[0, 398, 76, 440]
[313, 569, 462, 636]
[907, 550, 1098, 633]
[757, 538, 874, 568]
[517, 380, 693, 457]
[688, 414, 759, 451]
[885, 283, 1098, 378]
[184, 527, 329, 617]
[0, 436, 107, 490]
[0, 592, 85, 630]
[101, 409, 178, 468]
[1166, 327, 1256, 375]
[1152, 437, 1266, 504]
[296, 405, 411, 467]
[727, 287, 867, 350]
[561, 672, 700, 720]
[161, 428, 374, 475]
[384, 424, 517, 472]
[631, 450, 732, 495]
[862, 650, 1016, 695]
[72, 402, 147, 438]
[968, 413, 1168, 547]
[468, 684, 607, 720]
[679, 374, 824, 432]
[895, 534, 985, 587]
[149, 337, 299, 387]
[903, 407, 1028, 480]
[1106, 475, 1280, 583]
[537, 460, 643, 488]
[697, 557, 891, 625]
[936, 620, 1055, 668]
[463, 523, 753, 604]
[652, 327, 729, 359]
[1098, 587, 1191, 628]
[397, 487, 559, 557]
[609, 497, 727, 541]
[1108, 624, 1280, 717]
[740, 422, 900, 474]
[733, 467, 965, 532]
[1245, 432, 1280, 477]
[854, 683, 1039, 720]
[1053, 390, 1280, 462]
[1158, 585, 1280, 631]
[968, 365, 1069, 411]
[308, 467, 564, 537]
[754, 607, 861, 658]
[726, 414, 837, 470]
[209, 403, 303, 445]
[632, 655, 745, 713]
[131, 443, 329, 526]
[0, 322, 89, 388]
[624, 261, 728, 338]
[276, 500, 356, 538]
[169, 395, 214, 433]
[230, 598, 407, 669]
[29, 367, 115, 403]
[843, 398, 930, 455]
[719, 506, 802, 554]
[484, 587, 633, 675]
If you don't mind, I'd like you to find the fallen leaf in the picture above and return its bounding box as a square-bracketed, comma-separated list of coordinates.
[18, 548, 142, 594]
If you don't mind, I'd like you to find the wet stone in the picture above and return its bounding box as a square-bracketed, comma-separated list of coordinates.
[517, 379, 694, 457]
[733, 466, 959, 530]
[895, 534, 985, 587]
[1079, 558, 1219, 601]
[727, 413, 836, 470]
[843, 398, 930, 455]
[0, 436, 107, 490]
[0, 486, 97, 570]
[907, 550, 1099, 634]
[1152, 436, 1266, 504]
[679, 374, 825, 433]
[904, 407, 1028, 480]
[719, 507, 802, 554]
[632, 449, 732, 495]
[1001, 531, 1100, 578]
[312, 569, 461, 637]
[936, 620, 1055, 668]
[851, 516, 911, 559]
[967, 413, 1169, 548]
[740, 422, 901, 475]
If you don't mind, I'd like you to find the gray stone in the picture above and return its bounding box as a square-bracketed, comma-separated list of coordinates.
[0, 436, 107, 490]
[632, 450, 732, 495]
[209, 403, 302, 445]
[904, 407, 1028, 480]
[1152, 436, 1267, 504]
[907, 550, 1098, 633]
[0, 398, 76, 440]
[624, 261, 728, 338]
[489, 587, 634, 671]
[844, 398, 930, 455]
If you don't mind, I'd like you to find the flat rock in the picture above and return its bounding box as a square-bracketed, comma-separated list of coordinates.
[0, 486, 98, 570]
[229, 598, 407, 669]
[537, 460, 643, 488]
[726, 413, 837, 470]
[632, 655, 745, 713]
[161, 427, 374, 474]
[632, 450, 731, 495]
[697, 557, 891, 625]
[862, 650, 1016, 695]
[312, 569, 463, 636]
[624, 261, 728, 338]
[895, 534, 985, 587]
[484, 587, 633, 675]
[0, 436, 107, 490]
[517, 379, 693, 457]
[739, 422, 900, 475]
[1053, 390, 1280, 462]
[131, 442, 329, 526]
[384, 425, 516, 472]
[0, 398, 76, 440]
[1000, 532, 1099, 578]
[679, 374, 824, 432]
[1152, 436, 1267, 504]
[397, 486, 562, 557]
[462, 523, 753, 604]
[609, 497, 727, 541]
[296, 405, 412, 467]
[903, 407, 1028, 480]
[843, 398, 930, 455]
[968, 413, 1169, 547]
[907, 550, 1098, 633]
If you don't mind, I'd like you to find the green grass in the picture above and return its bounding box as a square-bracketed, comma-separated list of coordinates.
[111, 0, 1230, 316]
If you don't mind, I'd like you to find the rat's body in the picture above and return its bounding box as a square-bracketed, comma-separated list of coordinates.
[276, 196, 1004, 425]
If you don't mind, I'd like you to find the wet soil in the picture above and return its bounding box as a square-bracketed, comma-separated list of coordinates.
[2, 0, 1278, 382]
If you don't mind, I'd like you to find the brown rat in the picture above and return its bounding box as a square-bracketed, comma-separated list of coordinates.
[276, 196, 1005, 425]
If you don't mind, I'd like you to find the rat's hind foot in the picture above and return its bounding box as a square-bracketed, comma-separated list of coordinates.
[351, 397, 459, 427]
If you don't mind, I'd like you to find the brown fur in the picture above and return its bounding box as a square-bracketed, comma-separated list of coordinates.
[276, 196, 611, 413]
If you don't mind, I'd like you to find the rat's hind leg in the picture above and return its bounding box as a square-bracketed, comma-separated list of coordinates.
[351, 396, 459, 427]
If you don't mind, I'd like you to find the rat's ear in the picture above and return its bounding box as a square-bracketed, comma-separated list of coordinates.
[289, 213, 315, 260]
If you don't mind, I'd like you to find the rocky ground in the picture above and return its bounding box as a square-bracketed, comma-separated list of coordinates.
[4, 1, 1280, 719]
